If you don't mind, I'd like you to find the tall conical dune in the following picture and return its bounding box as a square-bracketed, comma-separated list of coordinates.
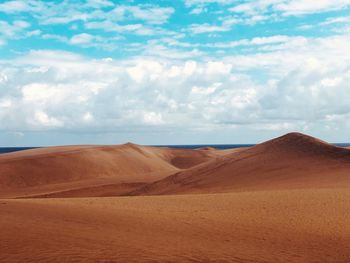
[131, 132, 350, 195]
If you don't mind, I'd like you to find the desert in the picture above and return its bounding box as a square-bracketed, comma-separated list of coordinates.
[1, 132, 350, 263]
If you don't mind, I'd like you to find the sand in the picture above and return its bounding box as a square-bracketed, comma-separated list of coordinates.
[0, 143, 218, 198]
[133, 133, 350, 195]
[1, 132, 350, 262]
[1, 189, 350, 262]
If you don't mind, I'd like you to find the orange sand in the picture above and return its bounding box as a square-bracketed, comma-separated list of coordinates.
[1, 132, 350, 262]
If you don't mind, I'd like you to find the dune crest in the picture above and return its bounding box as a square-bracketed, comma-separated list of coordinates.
[0, 143, 216, 198]
[131, 132, 350, 195]
[259, 132, 349, 157]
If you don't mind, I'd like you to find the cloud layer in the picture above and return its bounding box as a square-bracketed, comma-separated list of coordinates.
[1, 0, 350, 144]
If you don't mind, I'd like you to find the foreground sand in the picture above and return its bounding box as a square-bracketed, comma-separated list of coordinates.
[1, 188, 350, 263]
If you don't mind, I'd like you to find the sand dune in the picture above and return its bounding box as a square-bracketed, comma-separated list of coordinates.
[1, 132, 350, 262]
[0, 143, 216, 198]
[132, 132, 350, 195]
[2, 132, 350, 197]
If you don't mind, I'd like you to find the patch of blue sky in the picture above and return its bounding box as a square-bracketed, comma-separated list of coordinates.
[1, 0, 349, 60]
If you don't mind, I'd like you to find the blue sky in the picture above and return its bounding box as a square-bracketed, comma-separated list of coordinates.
[1, 0, 350, 146]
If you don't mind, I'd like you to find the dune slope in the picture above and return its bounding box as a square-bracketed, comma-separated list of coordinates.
[0, 143, 217, 198]
[132, 132, 350, 195]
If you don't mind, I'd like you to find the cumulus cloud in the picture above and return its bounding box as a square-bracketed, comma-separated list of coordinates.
[1, 0, 350, 143]
[1, 30, 350, 136]
[0, 50, 258, 132]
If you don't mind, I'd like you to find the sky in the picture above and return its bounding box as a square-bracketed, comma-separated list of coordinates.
[1, 0, 350, 146]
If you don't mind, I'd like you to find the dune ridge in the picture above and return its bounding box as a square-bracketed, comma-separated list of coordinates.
[0, 143, 219, 198]
[130, 132, 350, 195]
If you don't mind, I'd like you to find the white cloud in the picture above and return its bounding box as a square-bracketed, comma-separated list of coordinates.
[85, 0, 114, 8]
[0, 20, 30, 38]
[70, 33, 94, 44]
[30, 2, 174, 30]
[26, 29, 41, 37]
[205, 61, 232, 74]
[0, 19, 31, 46]
[188, 23, 231, 34]
[82, 112, 94, 123]
[189, 6, 208, 14]
[22, 83, 64, 103]
[142, 44, 204, 59]
[143, 112, 163, 125]
[191, 82, 221, 95]
[1, 39, 350, 135]
[275, 0, 350, 16]
[42, 34, 67, 43]
[257, 122, 296, 131]
[0, 99, 12, 108]
[188, 17, 238, 34]
[111, 5, 174, 25]
[42, 33, 118, 50]
[205, 35, 295, 48]
[321, 15, 350, 25]
[319, 15, 350, 33]
[0, 0, 48, 15]
[0, 1, 31, 13]
[185, 0, 235, 6]
[0, 49, 259, 132]
[33, 111, 64, 128]
[230, 0, 350, 17]
[0, 1, 175, 44]
[42, 14, 91, 25]
[85, 20, 161, 36]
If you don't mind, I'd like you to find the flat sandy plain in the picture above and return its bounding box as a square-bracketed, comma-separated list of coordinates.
[1, 133, 350, 262]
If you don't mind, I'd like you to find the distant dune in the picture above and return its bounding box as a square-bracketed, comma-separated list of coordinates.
[131, 132, 350, 195]
[0, 143, 218, 198]
[2, 132, 350, 198]
[1, 132, 350, 262]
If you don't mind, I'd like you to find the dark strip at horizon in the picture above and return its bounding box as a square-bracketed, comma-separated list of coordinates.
[0, 143, 350, 154]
